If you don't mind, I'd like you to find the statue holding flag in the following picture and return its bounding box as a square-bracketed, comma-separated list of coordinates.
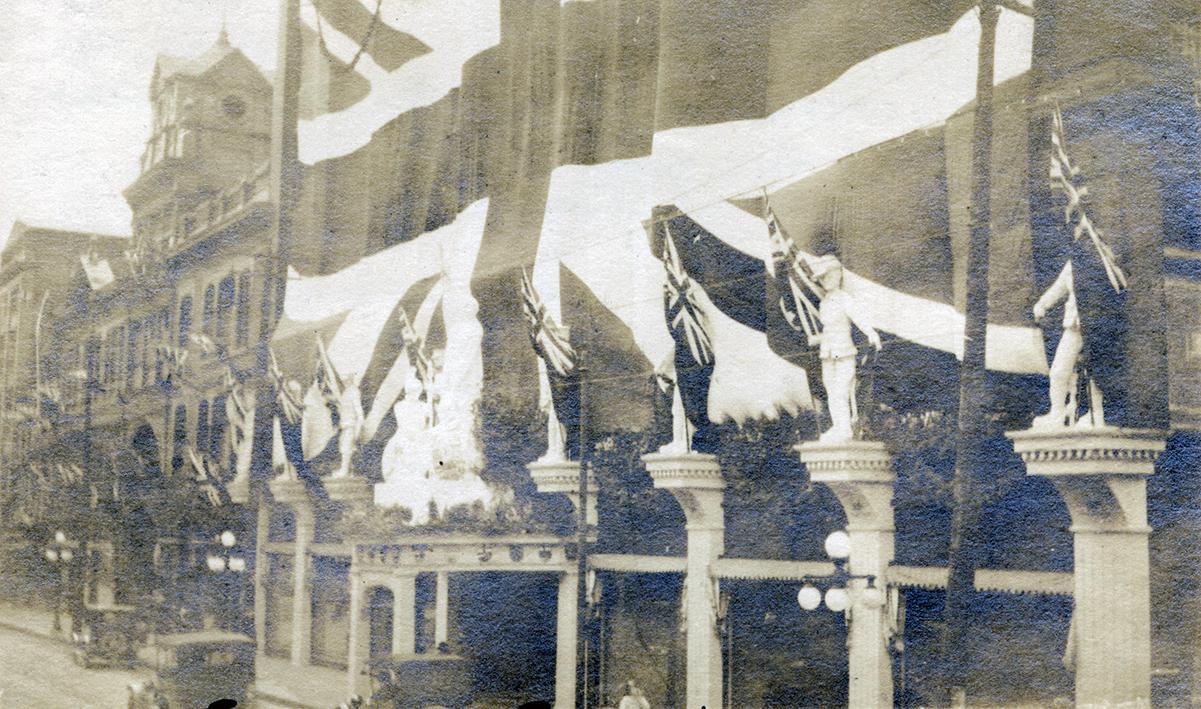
[809, 255, 882, 443]
[333, 373, 363, 478]
[520, 271, 580, 462]
[1032, 107, 1129, 430]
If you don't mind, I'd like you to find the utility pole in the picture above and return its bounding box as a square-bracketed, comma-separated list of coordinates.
[576, 343, 590, 709]
[244, 0, 302, 651]
[941, 2, 999, 703]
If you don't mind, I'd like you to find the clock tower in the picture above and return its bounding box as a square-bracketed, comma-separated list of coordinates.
[123, 27, 272, 258]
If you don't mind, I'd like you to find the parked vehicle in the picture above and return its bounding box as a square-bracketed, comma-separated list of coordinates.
[366, 652, 474, 708]
[128, 630, 254, 709]
[73, 601, 139, 669]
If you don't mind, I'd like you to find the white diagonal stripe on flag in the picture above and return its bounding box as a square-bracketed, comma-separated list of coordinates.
[299, 0, 501, 163]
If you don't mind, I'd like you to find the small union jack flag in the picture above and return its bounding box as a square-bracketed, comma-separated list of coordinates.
[187, 446, 227, 507]
[661, 224, 714, 367]
[766, 202, 824, 342]
[396, 309, 434, 392]
[269, 348, 304, 424]
[520, 270, 576, 377]
[1049, 106, 1127, 293]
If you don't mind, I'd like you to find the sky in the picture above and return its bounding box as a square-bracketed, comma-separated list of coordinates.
[0, 1, 279, 248]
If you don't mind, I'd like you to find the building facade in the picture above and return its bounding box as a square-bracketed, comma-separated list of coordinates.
[1, 29, 275, 626]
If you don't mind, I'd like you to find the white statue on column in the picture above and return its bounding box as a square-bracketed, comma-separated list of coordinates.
[538, 364, 569, 463]
[655, 358, 693, 455]
[811, 255, 881, 443]
[1032, 260, 1104, 429]
[333, 372, 363, 478]
[226, 376, 255, 481]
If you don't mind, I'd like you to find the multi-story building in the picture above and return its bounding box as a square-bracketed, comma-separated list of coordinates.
[0, 223, 125, 504]
[4, 28, 275, 619]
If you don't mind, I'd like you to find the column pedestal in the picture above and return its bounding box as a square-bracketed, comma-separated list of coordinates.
[798, 439, 896, 709]
[527, 458, 598, 528]
[642, 451, 724, 709]
[556, 571, 579, 709]
[1008, 427, 1166, 709]
[325, 476, 373, 507]
[227, 474, 251, 506]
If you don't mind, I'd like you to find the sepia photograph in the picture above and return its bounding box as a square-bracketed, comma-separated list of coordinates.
[1, 0, 1199, 707]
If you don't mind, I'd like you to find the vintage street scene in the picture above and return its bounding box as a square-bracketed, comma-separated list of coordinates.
[1, 1, 1200, 707]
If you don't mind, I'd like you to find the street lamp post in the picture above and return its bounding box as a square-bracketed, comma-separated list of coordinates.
[795, 531, 887, 615]
[796, 529, 892, 707]
[204, 529, 248, 633]
[44, 530, 75, 634]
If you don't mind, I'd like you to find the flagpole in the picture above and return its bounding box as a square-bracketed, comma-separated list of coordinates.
[576, 342, 590, 709]
[244, 0, 302, 653]
[941, 2, 1001, 703]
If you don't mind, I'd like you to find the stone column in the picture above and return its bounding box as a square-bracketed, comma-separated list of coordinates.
[391, 573, 417, 656]
[798, 440, 896, 709]
[253, 502, 269, 654]
[268, 478, 315, 667]
[290, 502, 314, 666]
[1008, 427, 1166, 709]
[642, 451, 724, 709]
[434, 571, 449, 648]
[346, 571, 366, 698]
[556, 570, 579, 709]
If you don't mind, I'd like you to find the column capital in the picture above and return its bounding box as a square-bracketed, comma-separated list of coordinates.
[227, 475, 251, 506]
[641, 451, 724, 529]
[324, 476, 374, 507]
[267, 477, 311, 509]
[1007, 427, 1167, 533]
[526, 459, 598, 528]
[797, 439, 896, 533]
[796, 439, 893, 481]
[1006, 426, 1166, 477]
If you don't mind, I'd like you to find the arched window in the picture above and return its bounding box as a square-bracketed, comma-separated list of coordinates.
[172, 405, 188, 474]
[202, 285, 215, 336]
[217, 275, 235, 343]
[259, 276, 273, 344]
[209, 394, 227, 463]
[126, 322, 139, 390]
[196, 400, 209, 456]
[236, 273, 251, 348]
[178, 296, 192, 347]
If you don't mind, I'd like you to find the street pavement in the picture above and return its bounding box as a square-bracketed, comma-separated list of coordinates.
[0, 624, 146, 709]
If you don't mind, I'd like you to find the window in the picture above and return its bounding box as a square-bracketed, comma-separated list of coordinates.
[160, 308, 170, 377]
[217, 276, 234, 343]
[203, 285, 215, 336]
[127, 322, 139, 390]
[222, 95, 247, 120]
[178, 296, 192, 347]
[236, 273, 251, 348]
[196, 400, 209, 455]
[141, 317, 152, 385]
[172, 405, 188, 474]
[210, 394, 227, 462]
[259, 276, 273, 343]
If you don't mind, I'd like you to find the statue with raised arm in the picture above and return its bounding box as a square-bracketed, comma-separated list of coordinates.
[810, 255, 882, 443]
[1032, 260, 1087, 428]
[333, 373, 364, 478]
